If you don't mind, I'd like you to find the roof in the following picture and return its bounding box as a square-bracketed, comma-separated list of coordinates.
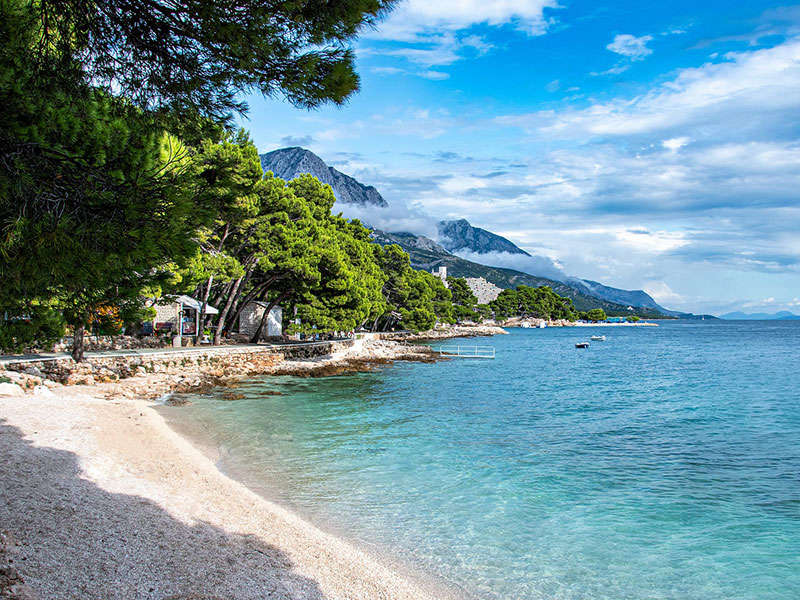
[174, 295, 219, 314]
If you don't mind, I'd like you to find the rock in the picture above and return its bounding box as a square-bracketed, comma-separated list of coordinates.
[0, 382, 24, 396]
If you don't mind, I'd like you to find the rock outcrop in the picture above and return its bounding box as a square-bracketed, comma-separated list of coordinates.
[260, 147, 387, 207]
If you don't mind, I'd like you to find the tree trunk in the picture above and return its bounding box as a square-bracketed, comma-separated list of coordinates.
[198, 275, 214, 332]
[228, 273, 280, 333]
[250, 292, 289, 343]
[213, 274, 245, 345]
[72, 324, 85, 362]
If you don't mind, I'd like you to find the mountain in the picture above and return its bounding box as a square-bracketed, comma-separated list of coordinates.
[438, 219, 530, 256]
[570, 279, 668, 313]
[260, 147, 387, 207]
[720, 311, 800, 320]
[261, 145, 682, 316]
[438, 219, 669, 313]
[372, 230, 667, 317]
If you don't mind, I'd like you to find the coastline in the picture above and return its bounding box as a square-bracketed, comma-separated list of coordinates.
[0, 326, 503, 599]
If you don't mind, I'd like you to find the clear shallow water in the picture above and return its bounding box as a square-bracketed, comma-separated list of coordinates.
[163, 321, 800, 599]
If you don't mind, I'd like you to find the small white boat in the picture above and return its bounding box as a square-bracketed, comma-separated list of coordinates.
[521, 322, 531, 328]
[590, 335, 606, 341]
[575, 342, 590, 349]
[538, 321, 546, 329]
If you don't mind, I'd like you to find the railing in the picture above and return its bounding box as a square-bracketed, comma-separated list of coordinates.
[436, 345, 495, 359]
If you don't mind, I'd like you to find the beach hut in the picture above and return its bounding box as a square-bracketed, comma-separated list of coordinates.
[238, 302, 283, 340]
[153, 295, 218, 338]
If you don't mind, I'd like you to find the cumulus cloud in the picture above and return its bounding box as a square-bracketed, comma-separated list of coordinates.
[369, 0, 559, 42]
[449, 249, 568, 282]
[606, 34, 654, 59]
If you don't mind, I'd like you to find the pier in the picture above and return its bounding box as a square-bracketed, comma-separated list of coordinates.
[435, 345, 496, 359]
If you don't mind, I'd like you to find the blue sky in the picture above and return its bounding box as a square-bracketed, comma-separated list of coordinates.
[238, 1, 800, 315]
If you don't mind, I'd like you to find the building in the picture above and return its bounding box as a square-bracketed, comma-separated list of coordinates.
[465, 277, 502, 304]
[152, 295, 218, 337]
[431, 266, 448, 288]
[238, 302, 283, 340]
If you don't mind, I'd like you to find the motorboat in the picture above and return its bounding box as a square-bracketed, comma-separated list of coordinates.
[575, 342, 590, 349]
[590, 335, 606, 341]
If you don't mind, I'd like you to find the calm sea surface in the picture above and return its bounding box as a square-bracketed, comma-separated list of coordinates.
[162, 321, 800, 599]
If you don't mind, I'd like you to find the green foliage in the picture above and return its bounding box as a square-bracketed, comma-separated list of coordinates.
[447, 277, 478, 308]
[627, 315, 641, 323]
[489, 285, 577, 321]
[0, 306, 66, 354]
[22, 0, 397, 124]
[587, 308, 607, 322]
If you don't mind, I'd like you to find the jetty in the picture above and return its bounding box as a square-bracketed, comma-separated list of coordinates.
[435, 345, 496, 359]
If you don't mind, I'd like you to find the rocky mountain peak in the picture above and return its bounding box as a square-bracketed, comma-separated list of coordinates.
[260, 147, 388, 207]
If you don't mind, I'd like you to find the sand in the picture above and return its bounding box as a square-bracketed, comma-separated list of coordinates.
[0, 385, 453, 600]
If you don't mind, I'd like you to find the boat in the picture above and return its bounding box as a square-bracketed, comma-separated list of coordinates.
[575, 342, 589, 349]
[538, 321, 546, 328]
[521, 322, 531, 328]
[590, 335, 606, 341]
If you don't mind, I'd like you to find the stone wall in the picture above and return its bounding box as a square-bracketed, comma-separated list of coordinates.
[3, 346, 283, 385]
[2, 340, 354, 386]
[465, 277, 502, 304]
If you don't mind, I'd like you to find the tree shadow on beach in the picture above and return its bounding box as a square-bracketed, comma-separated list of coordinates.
[0, 419, 327, 600]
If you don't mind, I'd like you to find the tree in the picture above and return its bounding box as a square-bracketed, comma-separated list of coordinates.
[627, 315, 640, 323]
[447, 277, 478, 308]
[587, 308, 607, 322]
[26, 0, 397, 122]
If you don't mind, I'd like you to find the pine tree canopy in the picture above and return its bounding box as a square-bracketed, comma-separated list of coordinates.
[27, 0, 397, 122]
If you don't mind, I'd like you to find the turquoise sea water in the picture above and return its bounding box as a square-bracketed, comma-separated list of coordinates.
[163, 321, 800, 599]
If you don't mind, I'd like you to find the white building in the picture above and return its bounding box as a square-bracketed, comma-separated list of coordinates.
[431, 266, 448, 288]
[465, 277, 502, 304]
[238, 302, 283, 340]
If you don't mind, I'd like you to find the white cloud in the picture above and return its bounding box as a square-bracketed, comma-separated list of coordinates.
[662, 137, 690, 152]
[498, 38, 800, 139]
[369, 0, 559, 42]
[606, 34, 654, 60]
[643, 281, 684, 304]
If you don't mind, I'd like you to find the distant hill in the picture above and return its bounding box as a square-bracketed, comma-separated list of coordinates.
[372, 230, 667, 317]
[260, 147, 387, 207]
[720, 311, 800, 320]
[570, 279, 668, 313]
[438, 219, 530, 256]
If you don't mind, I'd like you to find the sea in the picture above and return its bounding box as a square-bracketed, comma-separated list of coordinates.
[160, 320, 800, 599]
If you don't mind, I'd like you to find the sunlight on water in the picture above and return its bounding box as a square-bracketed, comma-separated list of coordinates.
[162, 321, 800, 599]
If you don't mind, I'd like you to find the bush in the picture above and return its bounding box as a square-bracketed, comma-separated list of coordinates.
[0, 308, 66, 353]
[586, 308, 607, 322]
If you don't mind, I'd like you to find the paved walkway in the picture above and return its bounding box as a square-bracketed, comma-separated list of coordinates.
[0, 339, 350, 366]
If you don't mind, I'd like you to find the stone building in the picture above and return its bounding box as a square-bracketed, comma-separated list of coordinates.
[431, 266, 448, 288]
[153, 295, 218, 337]
[238, 302, 283, 340]
[465, 277, 502, 304]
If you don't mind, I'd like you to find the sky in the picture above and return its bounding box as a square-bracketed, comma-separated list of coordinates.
[237, 0, 800, 316]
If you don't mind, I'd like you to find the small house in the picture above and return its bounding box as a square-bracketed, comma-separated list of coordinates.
[238, 302, 283, 340]
[152, 295, 218, 337]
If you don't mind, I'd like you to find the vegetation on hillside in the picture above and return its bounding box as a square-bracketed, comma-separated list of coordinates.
[0, 0, 647, 360]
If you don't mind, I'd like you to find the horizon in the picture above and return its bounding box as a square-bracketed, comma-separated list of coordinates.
[238, 0, 800, 316]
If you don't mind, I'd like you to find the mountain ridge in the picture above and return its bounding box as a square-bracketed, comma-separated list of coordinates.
[260, 147, 387, 207]
[259, 146, 685, 316]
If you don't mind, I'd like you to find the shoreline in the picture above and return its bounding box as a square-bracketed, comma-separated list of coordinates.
[0, 326, 503, 599]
